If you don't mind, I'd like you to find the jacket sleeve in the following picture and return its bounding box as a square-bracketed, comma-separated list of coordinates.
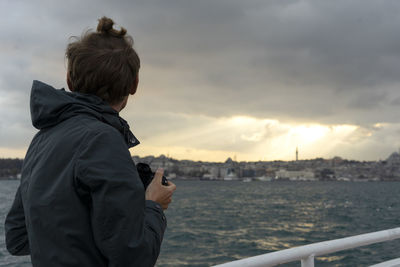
[4, 185, 30, 256]
[75, 128, 167, 267]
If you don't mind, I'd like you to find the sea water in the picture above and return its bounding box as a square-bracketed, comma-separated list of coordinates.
[1, 180, 400, 266]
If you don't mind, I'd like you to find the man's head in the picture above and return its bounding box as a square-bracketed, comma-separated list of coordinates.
[66, 17, 140, 108]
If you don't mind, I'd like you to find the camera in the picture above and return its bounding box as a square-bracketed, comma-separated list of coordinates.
[136, 162, 169, 189]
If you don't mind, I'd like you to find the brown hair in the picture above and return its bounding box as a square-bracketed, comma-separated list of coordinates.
[66, 17, 140, 105]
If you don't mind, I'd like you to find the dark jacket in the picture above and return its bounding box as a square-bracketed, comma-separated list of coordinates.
[4, 80, 166, 267]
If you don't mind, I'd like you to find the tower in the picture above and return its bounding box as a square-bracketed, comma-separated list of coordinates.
[296, 147, 298, 161]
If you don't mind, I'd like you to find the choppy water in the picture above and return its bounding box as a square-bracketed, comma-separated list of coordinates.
[1, 180, 400, 266]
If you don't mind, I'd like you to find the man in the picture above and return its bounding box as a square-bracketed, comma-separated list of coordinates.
[5, 17, 176, 267]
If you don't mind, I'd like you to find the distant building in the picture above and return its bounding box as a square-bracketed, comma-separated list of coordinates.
[387, 152, 400, 168]
[275, 169, 316, 181]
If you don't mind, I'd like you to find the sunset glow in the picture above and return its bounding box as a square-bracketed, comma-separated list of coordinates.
[125, 115, 363, 162]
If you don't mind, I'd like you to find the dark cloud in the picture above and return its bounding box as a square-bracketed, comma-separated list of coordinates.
[114, 0, 400, 124]
[1, 0, 400, 159]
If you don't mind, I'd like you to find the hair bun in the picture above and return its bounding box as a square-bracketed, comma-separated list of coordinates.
[97, 16, 127, 37]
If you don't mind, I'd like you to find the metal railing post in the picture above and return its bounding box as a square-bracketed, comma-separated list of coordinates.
[301, 255, 314, 267]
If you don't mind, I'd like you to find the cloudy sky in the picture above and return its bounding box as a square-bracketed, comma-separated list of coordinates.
[1, 0, 400, 162]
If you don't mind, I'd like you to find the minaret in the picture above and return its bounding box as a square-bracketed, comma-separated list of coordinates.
[296, 147, 298, 161]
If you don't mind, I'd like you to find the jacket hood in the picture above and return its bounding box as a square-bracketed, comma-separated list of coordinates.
[30, 80, 139, 148]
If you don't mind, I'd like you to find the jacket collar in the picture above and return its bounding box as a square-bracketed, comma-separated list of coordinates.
[30, 80, 140, 148]
[101, 113, 140, 148]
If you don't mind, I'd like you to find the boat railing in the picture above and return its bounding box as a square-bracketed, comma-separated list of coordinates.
[213, 227, 400, 267]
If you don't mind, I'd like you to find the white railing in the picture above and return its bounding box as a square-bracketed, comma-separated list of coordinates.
[213, 227, 400, 267]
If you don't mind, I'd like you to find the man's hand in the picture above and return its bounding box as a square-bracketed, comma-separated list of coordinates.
[145, 168, 176, 210]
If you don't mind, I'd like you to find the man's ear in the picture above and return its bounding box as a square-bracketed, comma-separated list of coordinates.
[130, 74, 139, 95]
[67, 72, 74, 92]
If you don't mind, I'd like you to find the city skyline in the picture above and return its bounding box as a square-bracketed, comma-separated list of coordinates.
[1, 1, 400, 162]
[2, 148, 399, 164]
